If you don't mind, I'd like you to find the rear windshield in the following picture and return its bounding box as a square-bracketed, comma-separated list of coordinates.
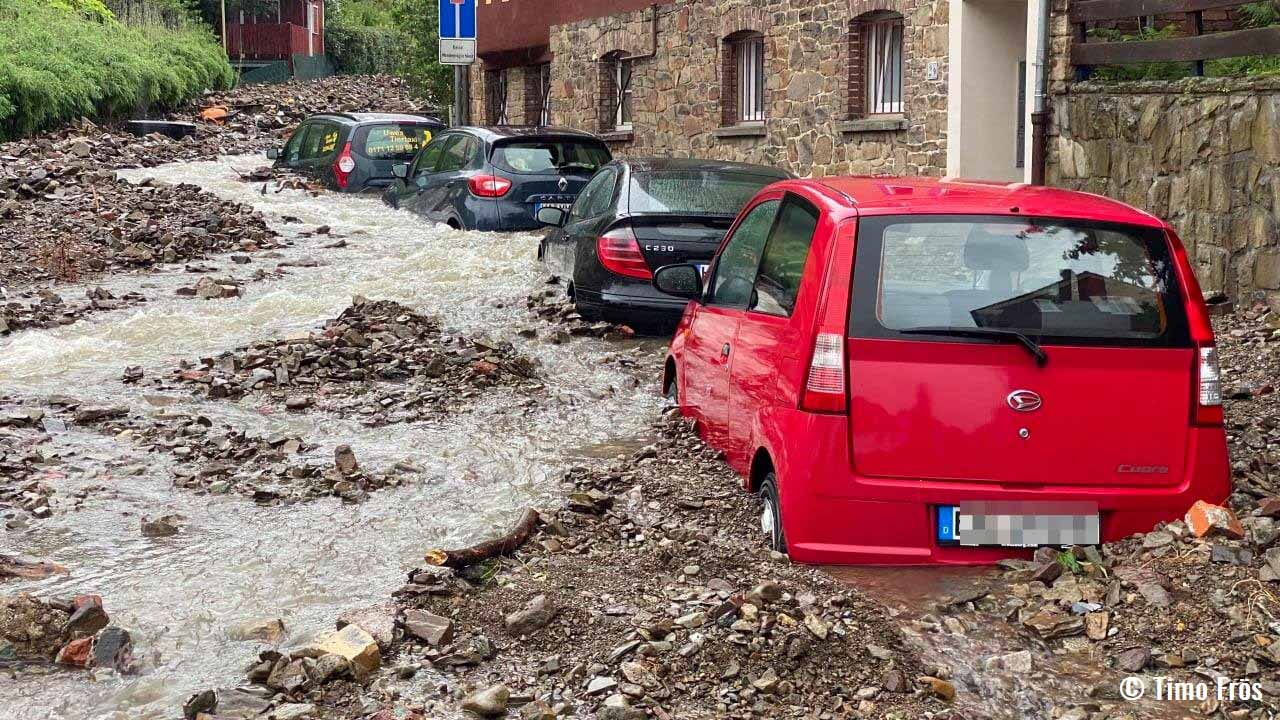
[627, 170, 782, 215]
[850, 216, 1192, 347]
[492, 139, 611, 175]
[358, 124, 437, 160]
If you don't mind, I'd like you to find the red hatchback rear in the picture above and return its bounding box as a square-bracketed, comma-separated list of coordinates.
[655, 177, 1230, 565]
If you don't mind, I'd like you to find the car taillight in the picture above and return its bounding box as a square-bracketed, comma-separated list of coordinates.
[799, 218, 856, 414]
[468, 175, 512, 198]
[333, 142, 355, 189]
[1195, 344, 1224, 426]
[596, 227, 651, 280]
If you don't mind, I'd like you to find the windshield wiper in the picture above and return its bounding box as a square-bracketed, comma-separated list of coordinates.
[557, 163, 597, 174]
[900, 326, 1049, 367]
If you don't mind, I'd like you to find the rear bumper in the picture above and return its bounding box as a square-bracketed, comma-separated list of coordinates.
[760, 411, 1231, 565]
[574, 285, 689, 329]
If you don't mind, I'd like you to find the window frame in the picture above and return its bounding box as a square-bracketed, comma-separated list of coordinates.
[732, 34, 766, 125]
[486, 68, 510, 125]
[706, 196, 782, 308]
[847, 214, 1195, 349]
[536, 63, 552, 126]
[411, 133, 453, 176]
[615, 58, 634, 131]
[862, 13, 904, 116]
[749, 195, 821, 318]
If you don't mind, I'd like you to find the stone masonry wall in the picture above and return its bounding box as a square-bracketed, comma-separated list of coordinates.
[471, 0, 949, 178]
[1045, 0, 1280, 307]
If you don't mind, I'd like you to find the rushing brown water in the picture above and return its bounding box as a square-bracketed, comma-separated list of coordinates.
[0, 156, 665, 719]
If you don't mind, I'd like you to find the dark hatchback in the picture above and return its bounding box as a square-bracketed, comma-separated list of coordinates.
[269, 113, 446, 193]
[381, 126, 611, 232]
[538, 158, 792, 328]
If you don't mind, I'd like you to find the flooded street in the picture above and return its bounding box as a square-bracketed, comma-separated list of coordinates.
[0, 155, 665, 719]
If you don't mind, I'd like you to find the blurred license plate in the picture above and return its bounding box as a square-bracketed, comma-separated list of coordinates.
[536, 203, 572, 213]
[937, 502, 1099, 547]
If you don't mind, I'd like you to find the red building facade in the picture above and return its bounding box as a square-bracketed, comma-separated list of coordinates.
[225, 0, 325, 65]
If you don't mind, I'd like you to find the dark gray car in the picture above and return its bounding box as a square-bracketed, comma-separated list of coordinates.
[381, 126, 611, 231]
[269, 113, 446, 193]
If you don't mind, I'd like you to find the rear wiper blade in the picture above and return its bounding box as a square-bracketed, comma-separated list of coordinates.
[557, 163, 597, 173]
[900, 326, 1049, 367]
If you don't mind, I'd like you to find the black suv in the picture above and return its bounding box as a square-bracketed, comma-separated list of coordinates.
[381, 126, 611, 231]
[268, 113, 446, 193]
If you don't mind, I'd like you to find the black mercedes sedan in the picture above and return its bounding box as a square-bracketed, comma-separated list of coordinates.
[381, 126, 612, 232]
[537, 158, 791, 329]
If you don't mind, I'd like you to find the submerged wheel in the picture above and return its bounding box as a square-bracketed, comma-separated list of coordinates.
[759, 473, 787, 553]
[663, 368, 679, 403]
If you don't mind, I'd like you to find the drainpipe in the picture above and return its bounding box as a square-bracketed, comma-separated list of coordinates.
[1030, 0, 1051, 185]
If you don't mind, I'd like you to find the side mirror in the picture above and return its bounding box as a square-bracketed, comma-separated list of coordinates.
[653, 264, 703, 300]
[266, 148, 280, 160]
[392, 163, 408, 179]
[537, 206, 567, 227]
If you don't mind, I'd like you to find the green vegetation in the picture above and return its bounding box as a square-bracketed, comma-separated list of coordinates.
[1089, 3, 1280, 81]
[327, 0, 451, 104]
[0, 0, 233, 141]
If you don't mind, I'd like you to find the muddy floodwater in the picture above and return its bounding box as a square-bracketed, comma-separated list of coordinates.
[0, 156, 664, 719]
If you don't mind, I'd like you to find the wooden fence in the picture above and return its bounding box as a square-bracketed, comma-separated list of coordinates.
[1070, 0, 1280, 76]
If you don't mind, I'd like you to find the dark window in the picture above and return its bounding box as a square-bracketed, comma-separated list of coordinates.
[524, 63, 552, 125]
[627, 169, 783, 216]
[436, 136, 476, 172]
[283, 123, 309, 162]
[485, 68, 510, 125]
[492, 139, 611, 175]
[411, 135, 450, 175]
[569, 168, 617, 223]
[849, 215, 1193, 347]
[358, 124, 437, 161]
[709, 199, 780, 307]
[300, 122, 340, 160]
[752, 198, 818, 316]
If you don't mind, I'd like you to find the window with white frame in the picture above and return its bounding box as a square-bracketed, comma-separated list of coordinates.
[864, 14, 904, 115]
[615, 58, 634, 130]
[732, 34, 765, 123]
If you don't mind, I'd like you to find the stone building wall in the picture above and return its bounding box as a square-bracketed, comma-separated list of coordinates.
[1045, 0, 1280, 306]
[470, 0, 950, 178]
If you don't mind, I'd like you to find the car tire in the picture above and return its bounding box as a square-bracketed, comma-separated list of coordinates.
[759, 474, 787, 554]
[664, 371, 679, 403]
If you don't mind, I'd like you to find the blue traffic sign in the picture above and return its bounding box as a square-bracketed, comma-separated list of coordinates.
[439, 0, 476, 41]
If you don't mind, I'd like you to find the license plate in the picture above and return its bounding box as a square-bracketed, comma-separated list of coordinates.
[937, 502, 1100, 547]
[536, 202, 572, 213]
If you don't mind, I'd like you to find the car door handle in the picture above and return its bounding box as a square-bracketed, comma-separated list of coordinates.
[721, 343, 731, 359]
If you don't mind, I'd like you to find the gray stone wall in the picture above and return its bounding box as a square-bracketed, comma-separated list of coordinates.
[1047, 75, 1280, 306]
[471, 0, 950, 178]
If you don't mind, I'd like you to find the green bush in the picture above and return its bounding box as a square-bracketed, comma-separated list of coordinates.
[0, 0, 234, 140]
[327, 25, 404, 76]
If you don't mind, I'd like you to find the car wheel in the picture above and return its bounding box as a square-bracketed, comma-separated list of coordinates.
[759, 474, 787, 554]
[664, 371, 679, 403]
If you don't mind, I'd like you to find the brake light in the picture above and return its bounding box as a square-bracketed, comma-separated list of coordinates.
[596, 227, 651, 279]
[800, 218, 856, 414]
[468, 175, 512, 198]
[333, 142, 355, 189]
[1194, 344, 1224, 426]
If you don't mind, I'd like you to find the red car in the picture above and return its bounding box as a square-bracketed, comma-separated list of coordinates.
[653, 177, 1230, 565]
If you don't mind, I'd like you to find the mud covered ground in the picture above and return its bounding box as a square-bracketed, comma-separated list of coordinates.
[0, 75, 428, 301]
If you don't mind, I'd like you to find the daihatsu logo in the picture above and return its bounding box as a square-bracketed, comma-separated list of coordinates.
[1007, 390, 1042, 412]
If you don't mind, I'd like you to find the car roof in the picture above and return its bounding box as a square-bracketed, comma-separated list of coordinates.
[793, 176, 1165, 228]
[454, 126, 604, 142]
[620, 157, 792, 178]
[308, 112, 444, 125]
